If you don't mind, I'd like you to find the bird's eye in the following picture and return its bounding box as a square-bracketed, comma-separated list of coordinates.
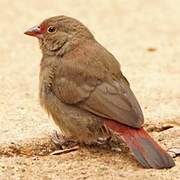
[47, 26, 56, 33]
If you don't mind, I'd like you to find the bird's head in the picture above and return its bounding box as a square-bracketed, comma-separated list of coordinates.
[24, 15, 94, 56]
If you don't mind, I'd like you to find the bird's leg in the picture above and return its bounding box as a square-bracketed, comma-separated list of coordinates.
[51, 130, 79, 155]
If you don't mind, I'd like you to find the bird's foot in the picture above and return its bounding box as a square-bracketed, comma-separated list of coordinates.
[51, 130, 79, 155]
[96, 137, 112, 145]
[95, 136, 123, 152]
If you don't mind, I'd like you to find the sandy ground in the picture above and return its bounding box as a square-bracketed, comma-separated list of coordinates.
[0, 0, 180, 179]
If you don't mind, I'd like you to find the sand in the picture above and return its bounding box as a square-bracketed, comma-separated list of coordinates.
[0, 0, 180, 179]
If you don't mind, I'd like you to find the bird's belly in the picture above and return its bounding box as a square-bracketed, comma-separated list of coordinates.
[39, 87, 109, 143]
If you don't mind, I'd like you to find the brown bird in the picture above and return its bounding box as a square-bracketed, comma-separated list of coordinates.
[24, 15, 175, 169]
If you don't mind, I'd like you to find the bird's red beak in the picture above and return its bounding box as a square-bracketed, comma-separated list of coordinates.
[24, 25, 42, 38]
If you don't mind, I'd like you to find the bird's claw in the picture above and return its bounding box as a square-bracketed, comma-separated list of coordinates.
[51, 130, 66, 148]
[51, 130, 78, 150]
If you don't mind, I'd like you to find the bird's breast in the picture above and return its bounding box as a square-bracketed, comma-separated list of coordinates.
[39, 63, 56, 110]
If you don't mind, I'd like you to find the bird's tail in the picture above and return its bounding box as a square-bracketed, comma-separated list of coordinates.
[104, 119, 175, 169]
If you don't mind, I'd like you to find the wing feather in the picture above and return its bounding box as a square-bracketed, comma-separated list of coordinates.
[53, 41, 144, 128]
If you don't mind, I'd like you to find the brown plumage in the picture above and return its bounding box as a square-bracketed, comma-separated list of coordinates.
[24, 15, 175, 168]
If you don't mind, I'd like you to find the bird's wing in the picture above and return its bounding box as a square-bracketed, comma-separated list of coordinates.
[79, 76, 144, 128]
[53, 42, 144, 128]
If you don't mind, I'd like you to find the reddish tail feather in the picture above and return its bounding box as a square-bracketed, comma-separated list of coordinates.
[104, 119, 175, 169]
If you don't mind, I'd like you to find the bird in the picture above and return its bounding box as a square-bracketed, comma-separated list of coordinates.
[24, 15, 175, 169]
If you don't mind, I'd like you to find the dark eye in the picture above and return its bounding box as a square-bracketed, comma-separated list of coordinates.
[47, 26, 56, 33]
